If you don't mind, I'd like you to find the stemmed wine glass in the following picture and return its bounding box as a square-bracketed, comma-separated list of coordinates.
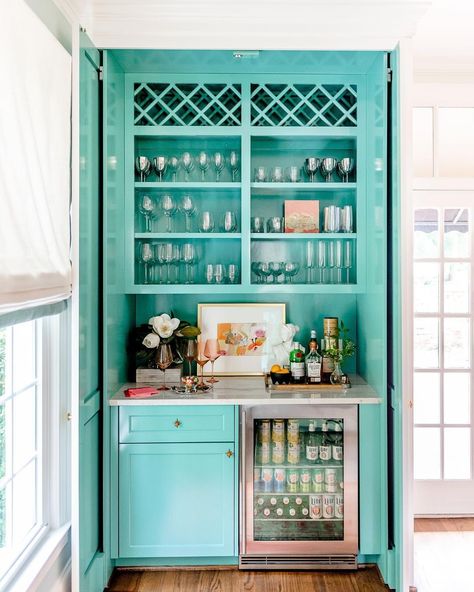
[320, 157, 338, 182]
[229, 150, 239, 181]
[168, 156, 180, 182]
[179, 194, 196, 232]
[304, 157, 320, 183]
[197, 151, 210, 181]
[199, 211, 215, 233]
[213, 152, 225, 181]
[182, 339, 198, 377]
[181, 152, 194, 181]
[337, 157, 355, 183]
[181, 243, 196, 284]
[161, 243, 174, 284]
[196, 341, 209, 389]
[139, 243, 154, 284]
[135, 156, 151, 182]
[269, 261, 284, 284]
[153, 156, 168, 181]
[155, 343, 173, 390]
[138, 194, 156, 232]
[204, 338, 221, 384]
[159, 194, 177, 232]
[305, 241, 315, 284]
[317, 241, 327, 284]
[283, 262, 300, 283]
[257, 262, 272, 284]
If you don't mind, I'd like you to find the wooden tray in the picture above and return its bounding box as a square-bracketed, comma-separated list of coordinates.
[264, 374, 347, 391]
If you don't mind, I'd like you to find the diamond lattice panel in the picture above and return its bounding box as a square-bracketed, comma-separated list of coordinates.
[251, 84, 357, 127]
[134, 82, 242, 126]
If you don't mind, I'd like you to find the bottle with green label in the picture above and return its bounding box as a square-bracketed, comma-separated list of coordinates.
[289, 342, 305, 384]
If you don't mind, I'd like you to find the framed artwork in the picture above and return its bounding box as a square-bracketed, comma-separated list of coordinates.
[197, 303, 286, 375]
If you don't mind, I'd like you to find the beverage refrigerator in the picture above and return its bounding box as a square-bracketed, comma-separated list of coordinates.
[240, 405, 358, 570]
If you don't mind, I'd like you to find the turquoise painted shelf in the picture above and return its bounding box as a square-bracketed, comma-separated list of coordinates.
[250, 233, 356, 240]
[127, 283, 361, 295]
[249, 127, 358, 138]
[251, 182, 356, 191]
[135, 233, 241, 239]
[135, 182, 241, 189]
[134, 126, 243, 137]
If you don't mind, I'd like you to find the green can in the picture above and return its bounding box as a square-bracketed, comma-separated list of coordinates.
[287, 468, 299, 493]
[300, 468, 311, 493]
[312, 468, 324, 493]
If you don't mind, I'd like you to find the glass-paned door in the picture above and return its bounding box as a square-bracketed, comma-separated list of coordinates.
[413, 195, 474, 514]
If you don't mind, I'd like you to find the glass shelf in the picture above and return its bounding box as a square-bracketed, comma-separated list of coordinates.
[251, 182, 356, 191]
[251, 233, 356, 240]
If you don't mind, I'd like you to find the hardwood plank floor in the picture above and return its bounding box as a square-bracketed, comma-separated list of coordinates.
[415, 517, 474, 532]
[106, 566, 389, 592]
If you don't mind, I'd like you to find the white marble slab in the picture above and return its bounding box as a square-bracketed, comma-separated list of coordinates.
[109, 376, 381, 406]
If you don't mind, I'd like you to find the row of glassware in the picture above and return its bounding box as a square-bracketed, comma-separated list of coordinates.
[137, 242, 240, 285]
[138, 194, 238, 233]
[135, 151, 240, 183]
[252, 240, 354, 285]
[251, 205, 353, 234]
[254, 157, 355, 183]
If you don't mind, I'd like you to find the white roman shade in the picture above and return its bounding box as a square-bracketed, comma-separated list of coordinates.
[0, 0, 72, 314]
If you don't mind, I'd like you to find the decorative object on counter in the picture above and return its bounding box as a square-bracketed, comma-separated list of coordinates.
[264, 374, 347, 390]
[124, 386, 159, 398]
[264, 322, 299, 371]
[285, 200, 319, 233]
[134, 312, 201, 383]
[135, 155, 152, 182]
[269, 364, 291, 384]
[153, 155, 168, 181]
[181, 375, 199, 392]
[337, 157, 355, 182]
[196, 340, 209, 389]
[322, 320, 356, 385]
[198, 303, 285, 375]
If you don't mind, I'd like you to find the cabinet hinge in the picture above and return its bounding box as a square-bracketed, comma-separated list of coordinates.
[98, 66, 104, 81]
[387, 67, 392, 83]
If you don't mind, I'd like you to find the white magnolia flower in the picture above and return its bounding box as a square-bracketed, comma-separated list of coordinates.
[149, 313, 180, 339]
[142, 332, 160, 349]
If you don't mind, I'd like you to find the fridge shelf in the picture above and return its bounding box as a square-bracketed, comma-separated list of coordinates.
[254, 518, 343, 522]
[254, 464, 343, 469]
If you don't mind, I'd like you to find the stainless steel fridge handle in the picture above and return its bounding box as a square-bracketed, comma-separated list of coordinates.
[240, 409, 246, 555]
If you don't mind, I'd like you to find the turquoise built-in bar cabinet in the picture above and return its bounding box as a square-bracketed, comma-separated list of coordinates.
[79, 43, 402, 591]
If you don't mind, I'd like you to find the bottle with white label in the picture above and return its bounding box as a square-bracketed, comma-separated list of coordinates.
[319, 420, 332, 462]
[305, 330, 322, 384]
[305, 421, 319, 464]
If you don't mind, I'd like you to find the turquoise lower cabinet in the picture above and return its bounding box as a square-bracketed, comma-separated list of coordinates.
[119, 441, 235, 558]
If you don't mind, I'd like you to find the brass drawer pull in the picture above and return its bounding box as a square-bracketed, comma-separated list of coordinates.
[174, 419, 182, 428]
[226, 449, 233, 458]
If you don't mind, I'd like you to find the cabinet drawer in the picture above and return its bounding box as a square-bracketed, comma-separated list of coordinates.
[119, 405, 235, 443]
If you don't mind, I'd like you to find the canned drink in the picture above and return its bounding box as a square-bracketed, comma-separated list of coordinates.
[272, 441, 285, 464]
[260, 442, 271, 464]
[254, 468, 263, 493]
[312, 468, 325, 493]
[300, 468, 311, 492]
[274, 468, 286, 492]
[287, 419, 300, 443]
[262, 468, 273, 492]
[258, 420, 271, 443]
[323, 494, 335, 519]
[332, 444, 343, 461]
[287, 468, 299, 493]
[272, 419, 285, 443]
[325, 468, 338, 493]
[335, 494, 344, 519]
[309, 494, 323, 519]
[287, 441, 300, 464]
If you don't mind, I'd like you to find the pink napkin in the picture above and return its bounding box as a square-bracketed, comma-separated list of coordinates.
[124, 387, 159, 398]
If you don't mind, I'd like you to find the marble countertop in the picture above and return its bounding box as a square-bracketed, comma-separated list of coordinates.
[109, 376, 381, 406]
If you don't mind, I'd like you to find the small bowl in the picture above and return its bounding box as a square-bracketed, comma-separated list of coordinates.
[270, 371, 291, 385]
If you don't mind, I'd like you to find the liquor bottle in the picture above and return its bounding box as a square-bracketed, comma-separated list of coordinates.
[289, 342, 305, 384]
[305, 330, 322, 384]
[321, 338, 335, 384]
[305, 421, 319, 464]
[319, 420, 332, 462]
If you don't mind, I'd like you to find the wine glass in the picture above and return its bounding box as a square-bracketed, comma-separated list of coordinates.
[153, 156, 168, 181]
[183, 339, 198, 377]
[204, 338, 221, 384]
[153, 243, 164, 284]
[168, 156, 180, 182]
[159, 194, 177, 232]
[155, 343, 173, 390]
[213, 152, 225, 181]
[304, 157, 320, 183]
[179, 194, 196, 232]
[135, 156, 151, 182]
[161, 243, 174, 284]
[344, 241, 353, 283]
[138, 242, 154, 284]
[305, 241, 315, 284]
[196, 341, 209, 389]
[181, 243, 196, 284]
[222, 211, 237, 233]
[171, 243, 181, 283]
[199, 211, 215, 233]
[337, 157, 355, 183]
[229, 150, 239, 181]
[197, 151, 210, 181]
[138, 194, 156, 232]
[283, 262, 300, 283]
[317, 241, 327, 284]
[181, 152, 194, 181]
[320, 157, 338, 182]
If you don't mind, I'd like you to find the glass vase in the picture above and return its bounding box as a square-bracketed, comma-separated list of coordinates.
[330, 361, 345, 385]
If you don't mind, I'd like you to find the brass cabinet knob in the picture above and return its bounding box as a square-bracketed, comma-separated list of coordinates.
[174, 419, 182, 428]
[226, 449, 233, 458]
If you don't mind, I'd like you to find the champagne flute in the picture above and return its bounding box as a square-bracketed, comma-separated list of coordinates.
[139, 242, 154, 284]
[335, 239, 344, 284]
[196, 341, 209, 389]
[159, 194, 177, 232]
[327, 240, 336, 283]
[204, 338, 221, 384]
[305, 241, 315, 284]
[179, 194, 196, 232]
[155, 343, 173, 390]
[344, 241, 353, 283]
[317, 241, 327, 284]
[183, 339, 198, 376]
[138, 194, 156, 232]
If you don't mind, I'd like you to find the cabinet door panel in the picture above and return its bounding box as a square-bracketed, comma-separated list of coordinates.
[119, 442, 235, 557]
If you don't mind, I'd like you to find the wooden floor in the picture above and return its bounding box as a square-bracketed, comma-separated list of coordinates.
[414, 517, 474, 532]
[107, 566, 389, 592]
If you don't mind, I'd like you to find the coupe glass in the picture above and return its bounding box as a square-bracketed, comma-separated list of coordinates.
[138, 194, 156, 232]
[168, 156, 180, 182]
[155, 343, 173, 390]
[181, 243, 196, 284]
[257, 262, 272, 284]
[305, 241, 315, 284]
[153, 156, 168, 181]
[181, 152, 194, 181]
[183, 339, 198, 376]
[229, 150, 240, 181]
[222, 211, 237, 233]
[139, 242, 154, 284]
[197, 151, 210, 181]
[159, 194, 177, 232]
[269, 261, 284, 284]
[196, 341, 209, 389]
[283, 262, 300, 283]
[199, 211, 215, 233]
[204, 338, 221, 384]
[213, 152, 225, 181]
[251, 261, 262, 283]
[179, 194, 196, 232]
[135, 156, 151, 182]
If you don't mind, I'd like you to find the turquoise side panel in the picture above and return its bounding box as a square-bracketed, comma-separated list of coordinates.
[119, 442, 236, 557]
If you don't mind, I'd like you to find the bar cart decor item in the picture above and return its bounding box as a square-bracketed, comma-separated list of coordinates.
[323, 320, 356, 385]
[133, 312, 200, 384]
[284, 200, 319, 233]
[198, 303, 285, 375]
